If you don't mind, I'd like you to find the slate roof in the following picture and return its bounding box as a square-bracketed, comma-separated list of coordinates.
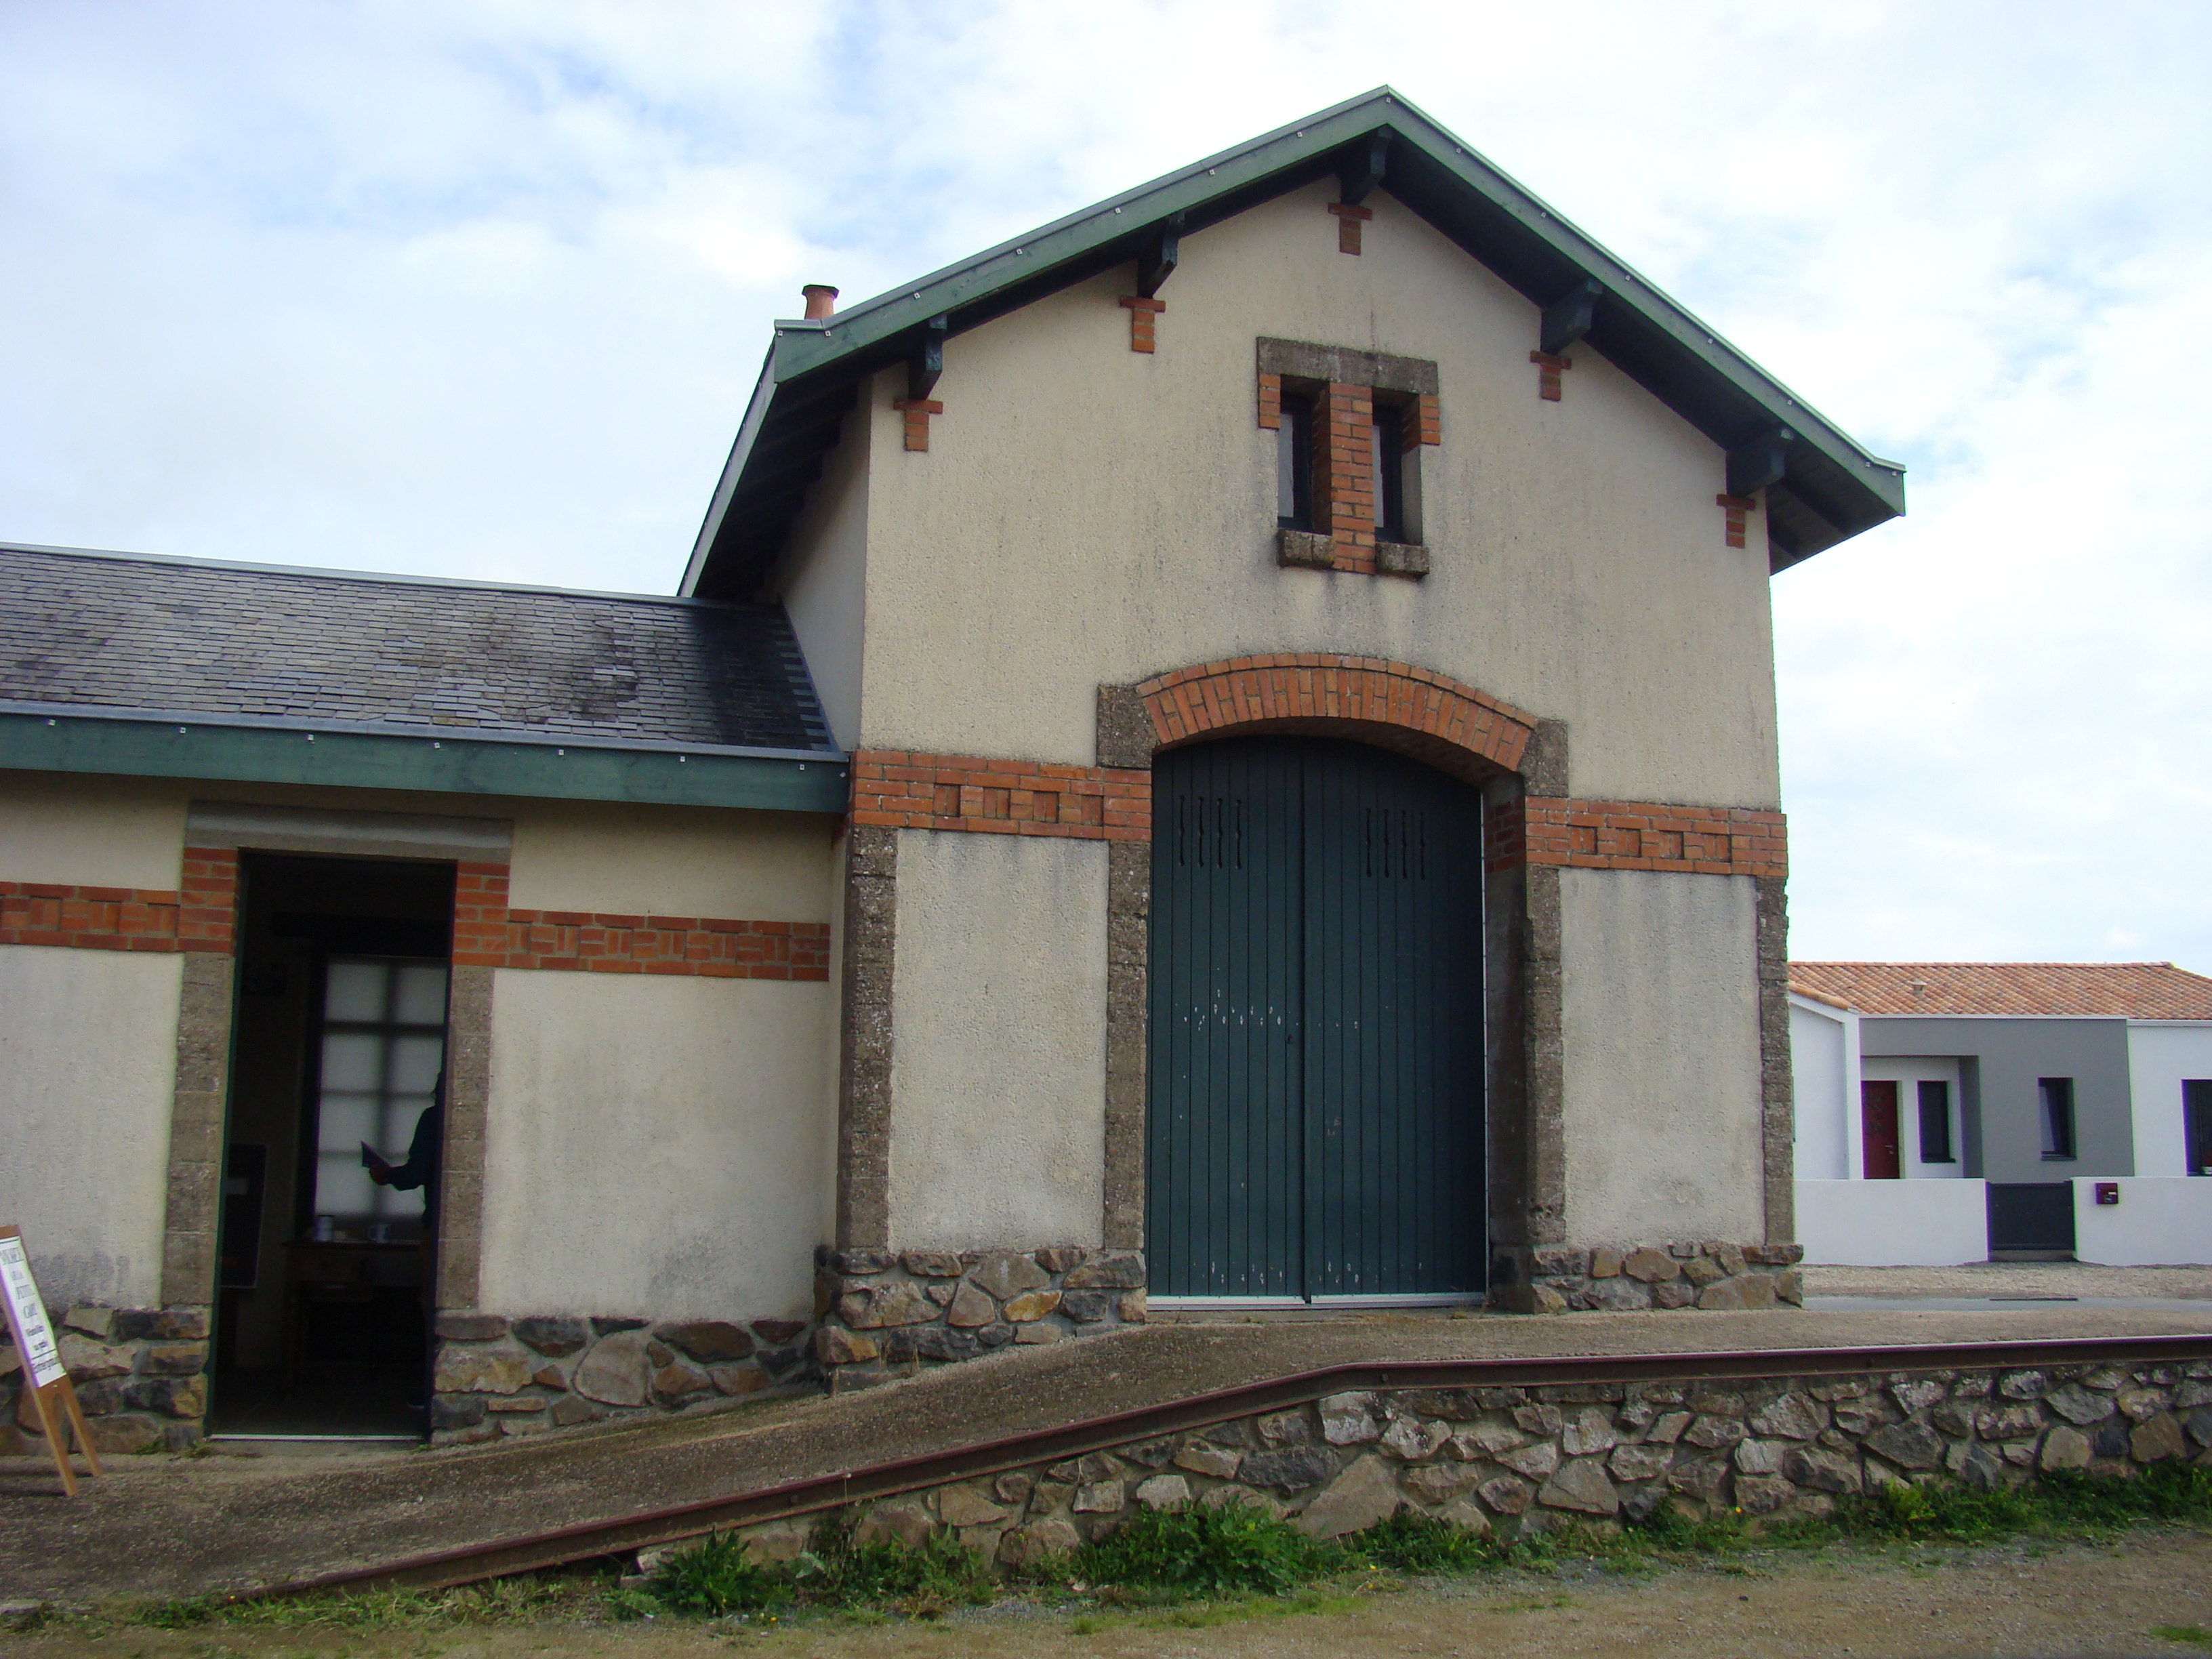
[0, 543, 836, 755]
[1790, 962, 2212, 1021]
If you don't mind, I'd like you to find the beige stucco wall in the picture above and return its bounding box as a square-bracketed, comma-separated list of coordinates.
[0, 945, 181, 1307]
[505, 798, 838, 920]
[483, 797, 842, 1317]
[772, 403, 872, 753]
[0, 771, 186, 888]
[888, 830, 1107, 1251]
[478, 969, 834, 1319]
[1557, 868, 1764, 1242]
[844, 178, 1780, 809]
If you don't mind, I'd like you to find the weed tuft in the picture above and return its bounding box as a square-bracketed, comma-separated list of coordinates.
[1346, 1510, 1498, 1574]
[1073, 1498, 1333, 1597]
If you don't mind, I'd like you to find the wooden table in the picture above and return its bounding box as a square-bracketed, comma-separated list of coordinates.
[280, 1240, 426, 1385]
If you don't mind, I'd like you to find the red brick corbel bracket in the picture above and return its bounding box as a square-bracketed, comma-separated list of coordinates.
[1717, 493, 1755, 548]
[892, 398, 944, 452]
[1119, 295, 1166, 353]
[1530, 350, 1571, 401]
[1327, 201, 1373, 255]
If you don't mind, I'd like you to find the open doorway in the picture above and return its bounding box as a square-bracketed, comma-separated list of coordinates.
[211, 853, 455, 1439]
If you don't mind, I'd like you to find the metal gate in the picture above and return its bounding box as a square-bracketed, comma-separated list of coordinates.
[1146, 736, 1486, 1300]
[1987, 1183, 2076, 1257]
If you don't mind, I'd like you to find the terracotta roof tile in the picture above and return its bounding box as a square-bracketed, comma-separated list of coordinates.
[1788, 962, 2212, 1021]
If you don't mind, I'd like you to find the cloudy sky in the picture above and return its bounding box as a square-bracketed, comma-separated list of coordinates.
[3, 3, 2206, 971]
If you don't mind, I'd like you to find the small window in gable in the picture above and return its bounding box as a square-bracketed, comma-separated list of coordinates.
[1275, 389, 1313, 531]
[1257, 339, 1437, 579]
[1371, 398, 1409, 546]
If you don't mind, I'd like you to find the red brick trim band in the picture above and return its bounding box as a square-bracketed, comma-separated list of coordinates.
[1137, 655, 1537, 777]
[1328, 201, 1372, 255]
[1489, 798, 1786, 880]
[849, 754, 1151, 843]
[1717, 493, 1754, 549]
[451, 862, 829, 979]
[0, 846, 238, 954]
[1256, 371, 1282, 430]
[1531, 350, 1571, 401]
[1120, 295, 1165, 353]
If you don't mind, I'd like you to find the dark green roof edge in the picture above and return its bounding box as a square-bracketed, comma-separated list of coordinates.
[0, 710, 851, 815]
[684, 87, 1904, 597]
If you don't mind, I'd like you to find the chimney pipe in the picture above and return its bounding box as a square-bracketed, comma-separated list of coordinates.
[802, 284, 838, 321]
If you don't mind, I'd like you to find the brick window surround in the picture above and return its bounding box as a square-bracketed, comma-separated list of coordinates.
[1256, 338, 1439, 577]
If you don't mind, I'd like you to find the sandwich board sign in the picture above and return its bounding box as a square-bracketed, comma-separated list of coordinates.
[0, 1226, 103, 1494]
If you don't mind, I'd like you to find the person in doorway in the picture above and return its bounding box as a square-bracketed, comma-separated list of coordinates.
[362, 1076, 444, 1417]
[363, 1077, 442, 1199]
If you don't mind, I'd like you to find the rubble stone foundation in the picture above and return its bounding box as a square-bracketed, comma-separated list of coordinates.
[430, 1313, 817, 1442]
[1, 1306, 211, 1454]
[1495, 1240, 1804, 1313]
[813, 1247, 1146, 1390]
[708, 1355, 2212, 1568]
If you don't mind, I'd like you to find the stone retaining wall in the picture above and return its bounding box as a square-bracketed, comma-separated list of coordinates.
[713, 1355, 2212, 1568]
[0, 1306, 211, 1455]
[431, 1313, 817, 1442]
[1499, 1240, 1804, 1313]
[813, 1248, 1145, 1389]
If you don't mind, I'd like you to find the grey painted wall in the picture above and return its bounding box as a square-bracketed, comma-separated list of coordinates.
[1860, 1018, 2133, 1183]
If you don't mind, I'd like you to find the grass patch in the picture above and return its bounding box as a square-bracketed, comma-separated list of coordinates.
[2154, 1626, 2212, 1649]
[1832, 1461, 2212, 1544]
[644, 1516, 995, 1622]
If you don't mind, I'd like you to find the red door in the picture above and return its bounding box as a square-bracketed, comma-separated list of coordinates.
[1861, 1081, 1902, 1179]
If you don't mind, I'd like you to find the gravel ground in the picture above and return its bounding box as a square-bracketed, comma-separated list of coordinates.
[9, 1532, 2212, 1658]
[1803, 1263, 2212, 1300]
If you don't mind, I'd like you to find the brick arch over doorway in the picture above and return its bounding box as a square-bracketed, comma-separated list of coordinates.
[1131, 655, 1538, 787]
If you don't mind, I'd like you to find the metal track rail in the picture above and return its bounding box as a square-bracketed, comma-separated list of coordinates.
[276, 1331, 2212, 1597]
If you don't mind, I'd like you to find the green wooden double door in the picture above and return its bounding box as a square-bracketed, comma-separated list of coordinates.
[1146, 736, 1486, 1300]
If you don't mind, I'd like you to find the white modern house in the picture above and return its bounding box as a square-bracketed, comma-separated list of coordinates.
[1791, 962, 2212, 1266]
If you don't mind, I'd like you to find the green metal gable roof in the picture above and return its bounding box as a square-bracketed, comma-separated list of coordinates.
[682, 87, 1904, 599]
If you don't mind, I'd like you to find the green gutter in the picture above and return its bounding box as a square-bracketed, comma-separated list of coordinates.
[0, 710, 851, 815]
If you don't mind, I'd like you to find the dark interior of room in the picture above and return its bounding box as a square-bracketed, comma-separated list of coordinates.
[210, 852, 454, 1439]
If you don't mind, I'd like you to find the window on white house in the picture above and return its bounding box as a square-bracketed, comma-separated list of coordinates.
[1917, 1080, 1954, 1163]
[2185, 1080, 2212, 1176]
[2039, 1077, 2076, 1160]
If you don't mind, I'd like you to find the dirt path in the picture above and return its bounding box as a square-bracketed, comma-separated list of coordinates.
[1804, 1263, 2212, 1300]
[12, 1532, 2212, 1659]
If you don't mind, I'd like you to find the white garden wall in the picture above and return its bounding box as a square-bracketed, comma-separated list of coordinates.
[1795, 1178, 1988, 1267]
[2072, 1177, 2212, 1267]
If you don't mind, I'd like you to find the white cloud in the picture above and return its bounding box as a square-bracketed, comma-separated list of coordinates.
[1, 0, 2207, 969]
